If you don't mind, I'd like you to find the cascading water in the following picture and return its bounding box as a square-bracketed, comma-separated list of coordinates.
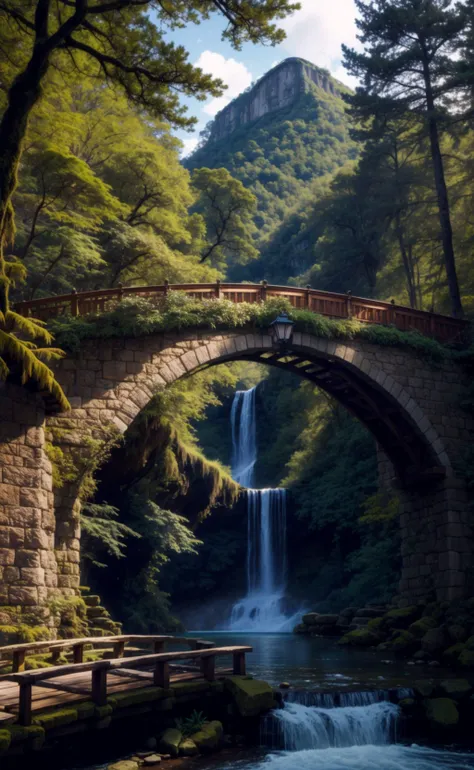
[216, 690, 474, 770]
[226, 387, 299, 632]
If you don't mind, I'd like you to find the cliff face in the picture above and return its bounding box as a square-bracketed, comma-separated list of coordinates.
[209, 58, 339, 143]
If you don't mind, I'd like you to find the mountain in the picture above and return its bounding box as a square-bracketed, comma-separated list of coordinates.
[186, 58, 359, 283]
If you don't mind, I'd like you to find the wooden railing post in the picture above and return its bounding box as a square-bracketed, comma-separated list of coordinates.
[164, 279, 170, 296]
[233, 651, 246, 676]
[153, 661, 170, 689]
[153, 640, 166, 654]
[389, 298, 396, 325]
[305, 285, 311, 309]
[13, 650, 26, 673]
[73, 643, 84, 664]
[71, 289, 79, 317]
[260, 280, 268, 303]
[117, 282, 124, 303]
[19, 682, 32, 726]
[91, 666, 107, 706]
[113, 641, 126, 658]
[346, 290, 352, 320]
[200, 654, 215, 682]
[51, 648, 61, 665]
[215, 279, 222, 299]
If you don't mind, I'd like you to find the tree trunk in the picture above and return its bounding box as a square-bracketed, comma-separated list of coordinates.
[0, 49, 51, 312]
[421, 60, 463, 318]
[394, 213, 417, 308]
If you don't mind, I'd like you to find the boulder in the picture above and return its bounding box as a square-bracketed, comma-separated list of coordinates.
[384, 606, 421, 629]
[143, 755, 162, 765]
[179, 739, 199, 757]
[310, 614, 339, 625]
[440, 679, 472, 700]
[338, 629, 379, 647]
[458, 649, 474, 668]
[464, 635, 474, 650]
[225, 677, 275, 717]
[367, 617, 385, 633]
[302, 613, 320, 626]
[108, 763, 139, 770]
[408, 617, 437, 638]
[388, 630, 418, 654]
[448, 625, 468, 643]
[190, 721, 223, 752]
[159, 728, 182, 758]
[399, 698, 416, 712]
[424, 698, 459, 728]
[338, 607, 358, 619]
[414, 682, 435, 698]
[442, 643, 466, 664]
[421, 627, 449, 654]
[293, 623, 307, 635]
[355, 608, 384, 619]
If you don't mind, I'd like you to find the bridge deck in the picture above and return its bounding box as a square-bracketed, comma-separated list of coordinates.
[15, 281, 467, 343]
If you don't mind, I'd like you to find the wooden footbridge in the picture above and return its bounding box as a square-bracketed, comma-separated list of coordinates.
[16, 281, 467, 342]
[0, 635, 251, 727]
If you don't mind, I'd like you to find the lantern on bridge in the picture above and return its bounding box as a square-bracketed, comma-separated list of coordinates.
[269, 312, 294, 346]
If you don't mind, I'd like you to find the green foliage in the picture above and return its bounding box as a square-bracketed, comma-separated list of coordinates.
[80, 503, 140, 570]
[176, 710, 208, 737]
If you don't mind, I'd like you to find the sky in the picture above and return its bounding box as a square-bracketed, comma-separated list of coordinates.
[166, 0, 360, 156]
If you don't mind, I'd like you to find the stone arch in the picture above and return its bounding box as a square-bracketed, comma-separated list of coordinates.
[0, 325, 471, 623]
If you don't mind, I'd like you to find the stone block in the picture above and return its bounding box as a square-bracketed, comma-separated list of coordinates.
[24, 528, 51, 550]
[20, 567, 45, 586]
[103, 360, 127, 380]
[0, 548, 15, 566]
[19, 488, 48, 510]
[15, 549, 41, 568]
[25, 427, 45, 448]
[8, 586, 38, 605]
[0, 484, 20, 505]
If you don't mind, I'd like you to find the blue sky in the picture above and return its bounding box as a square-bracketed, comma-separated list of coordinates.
[165, 0, 360, 156]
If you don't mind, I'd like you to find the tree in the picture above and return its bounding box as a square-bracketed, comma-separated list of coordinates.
[192, 167, 258, 269]
[0, 0, 298, 402]
[342, 0, 467, 318]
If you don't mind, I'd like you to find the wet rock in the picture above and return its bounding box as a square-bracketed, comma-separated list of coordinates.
[108, 762, 139, 770]
[190, 721, 223, 752]
[429, 660, 440, 667]
[159, 728, 182, 758]
[302, 613, 320, 626]
[399, 697, 416, 711]
[338, 629, 380, 647]
[179, 739, 198, 757]
[279, 682, 291, 689]
[448, 625, 468, 643]
[409, 617, 437, 638]
[414, 681, 435, 698]
[442, 643, 466, 664]
[293, 623, 307, 634]
[143, 755, 162, 766]
[440, 679, 472, 700]
[388, 630, 418, 654]
[384, 606, 421, 629]
[424, 697, 459, 728]
[225, 677, 275, 716]
[421, 627, 449, 654]
[355, 608, 384, 619]
[311, 614, 339, 625]
[458, 649, 474, 668]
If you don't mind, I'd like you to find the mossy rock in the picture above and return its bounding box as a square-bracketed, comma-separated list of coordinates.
[179, 738, 199, 756]
[421, 627, 449, 653]
[388, 630, 418, 653]
[110, 686, 169, 709]
[384, 606, 421, 629]
[34, 707, 78, 730]
[224, 676, 275, 716]
[302, 613, 320, 626]
[172, 681, 210, 697]
[424, 698, 459, 728]
[159, 727, 182, 758]
[367, 617, 385, 633]
[442, 643, 466, 664]
[190, 721, 223, 753]
[464, 635, 474, 651]
[0, 730, 11, 753]
[399, 698, 416, 712]
[414, 681, 435, 698]
[293, 623, 307, 634]
[84, 595, 100, 607]
[76, 701, 95, 720]
[86, 605, 109, 618]
[95, 704, 113, 719]
[409, 617, 437, 638]
[458, 649, 474, 668]
[338, 628, 379, 647]
[440, 679, 472, 699]
[448, 625, 468, 643]
[108, 762, 139, 770]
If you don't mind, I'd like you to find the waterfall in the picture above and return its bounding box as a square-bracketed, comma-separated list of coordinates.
[226, 387, 298, 632]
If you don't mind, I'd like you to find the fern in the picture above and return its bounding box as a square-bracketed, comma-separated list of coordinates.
[175, 710, 208, 737]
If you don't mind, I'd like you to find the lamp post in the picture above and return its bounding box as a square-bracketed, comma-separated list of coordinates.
[269, 312, 294, 347]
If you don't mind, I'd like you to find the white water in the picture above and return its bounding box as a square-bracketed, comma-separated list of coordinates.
[218, 693, 474, 770]
[227, 388, 300, 632]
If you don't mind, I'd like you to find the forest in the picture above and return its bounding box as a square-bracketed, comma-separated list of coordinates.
[1, 0, 474, 634]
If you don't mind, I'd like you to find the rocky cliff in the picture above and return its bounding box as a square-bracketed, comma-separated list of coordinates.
[208, 58, 340, 143]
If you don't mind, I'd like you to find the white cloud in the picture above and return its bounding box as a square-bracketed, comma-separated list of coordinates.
[280, 0, 361, 88]
[195, 50, 253, 117]
[180, 137, 199, 158]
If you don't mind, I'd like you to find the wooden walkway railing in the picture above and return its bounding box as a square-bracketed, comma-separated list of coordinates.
[15, 282, 468, 343]
[0, 642, 251, 726]
[0, 634, 214, 673]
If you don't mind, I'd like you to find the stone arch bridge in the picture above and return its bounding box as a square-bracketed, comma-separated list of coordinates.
[0, 283, 471, 626]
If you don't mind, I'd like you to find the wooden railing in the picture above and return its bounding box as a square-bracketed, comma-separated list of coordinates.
[0, 634, 214, 673]
[15, 282, 468, 343]
[1, 644, 251, 726]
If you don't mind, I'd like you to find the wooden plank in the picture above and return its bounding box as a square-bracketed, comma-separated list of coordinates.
[12, 650, 26, 673]
[91, 667, 107, 706]
[153, 662, 170, 689]
[19, 682, 32, 726]
[5, 659, 110, 684]
[34, 680, 91, 697]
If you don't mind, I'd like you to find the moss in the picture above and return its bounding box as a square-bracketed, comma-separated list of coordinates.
[409, 617, 437, 638]
[76, 701, 96, 720]
[367, 617, 385, 632]
[440, 679, 472, 699]
[443, 643, 466, 663]
[0, 730, 11, 752]
[34, 707, 78, 730]
[8, 724, 45, 744]
[458, 649, 474, 668]
[388, 630, 418, 653]
[190, 722, 223, 753]
[424, 698, 459, 728]
[94, 704, 113, 719]
[172, 681, 211, 697]
[384, 606, 420, 628]
[48, 294, 456, 363]
[224, 676, 275, 716]
[109, 687, 170, 709]
[338, 628, 379, 647]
